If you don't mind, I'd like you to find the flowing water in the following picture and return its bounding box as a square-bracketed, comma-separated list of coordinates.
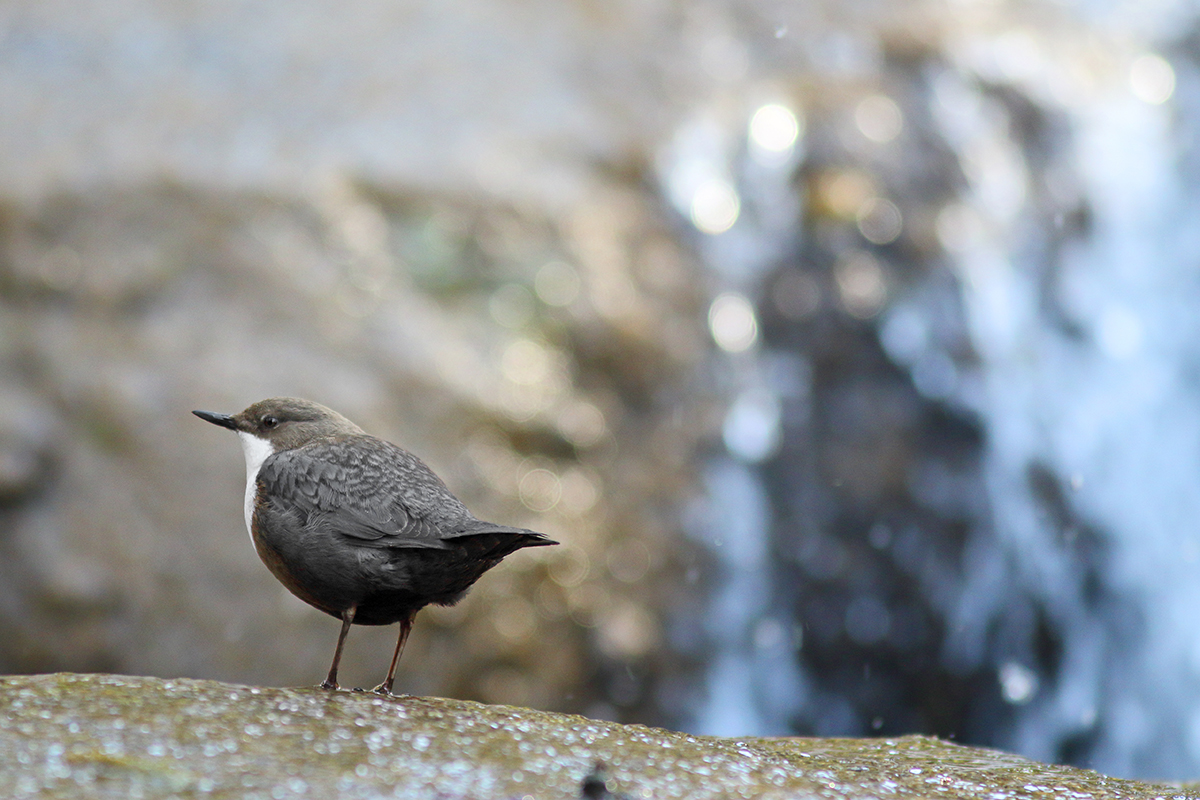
[666, 3, 1200, 780]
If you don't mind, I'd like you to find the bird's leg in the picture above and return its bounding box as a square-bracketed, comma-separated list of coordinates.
[372, 612, 415, 696]
[320, 606, 356, 690]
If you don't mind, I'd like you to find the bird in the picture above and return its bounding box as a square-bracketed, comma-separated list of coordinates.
[192, 397, 557, 695]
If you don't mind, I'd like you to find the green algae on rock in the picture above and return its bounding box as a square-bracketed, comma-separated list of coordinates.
[0, 673, 1194, 800]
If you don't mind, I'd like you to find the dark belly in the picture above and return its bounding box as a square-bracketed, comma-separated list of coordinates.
[251, 521, 505, 626]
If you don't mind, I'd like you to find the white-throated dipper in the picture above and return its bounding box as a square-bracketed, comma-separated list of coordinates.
[193, 397, 556, 695]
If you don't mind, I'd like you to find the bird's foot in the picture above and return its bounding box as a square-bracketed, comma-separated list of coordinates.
[371, 682, 403, 697]
[319, 679, 340, 691]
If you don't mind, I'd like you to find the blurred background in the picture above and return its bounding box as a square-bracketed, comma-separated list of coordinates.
[2, 0, 1200, 782]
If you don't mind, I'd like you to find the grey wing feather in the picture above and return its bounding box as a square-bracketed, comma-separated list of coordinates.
[257, 435, 474, 550]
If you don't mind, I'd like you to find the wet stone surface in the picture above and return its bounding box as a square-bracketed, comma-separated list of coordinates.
[0, 674, 1195, 800]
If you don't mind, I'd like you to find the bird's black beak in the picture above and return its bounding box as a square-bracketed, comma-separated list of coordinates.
[193, 409, 239, 431]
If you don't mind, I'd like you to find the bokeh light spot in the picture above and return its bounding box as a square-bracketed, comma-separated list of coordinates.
[549, 545, 590, 588]
[534, 260, 581, 307]
[999, 661, 1039, 704]
[1130, 53, 1175, 105]
[606, 539, 651, 584]
[836, 254, 887, 319]
[723, 388, 781, 462]
[519, 467, 561, 512]
[556, 401, 607, 448]
[771, 270, 822, 320]
[752, 617, 791, 651]
[816, 170, 877, 220]
[749, 103, 802, 153]
[558, 467, 600, 515]
[489, 283, 535, 328]
[690, 178, 741, 235]
[598, 602, 657, 659]
[708, 292, 758, 352]
[501, 339, 553, 385]
[856, 197, 903, 245]
[855, 94, 903, 143]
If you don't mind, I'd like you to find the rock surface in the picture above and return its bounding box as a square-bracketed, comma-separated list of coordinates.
[0, 673, 1193, 800]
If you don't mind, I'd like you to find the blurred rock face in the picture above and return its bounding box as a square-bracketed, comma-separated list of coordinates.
[0, 0, 749, 724]
[0, 181, 709, 722]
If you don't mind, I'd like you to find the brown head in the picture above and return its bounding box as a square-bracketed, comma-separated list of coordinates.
[193, 397, 365, 454]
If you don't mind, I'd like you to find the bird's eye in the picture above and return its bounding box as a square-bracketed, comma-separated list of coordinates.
[262, 415, 279, 429]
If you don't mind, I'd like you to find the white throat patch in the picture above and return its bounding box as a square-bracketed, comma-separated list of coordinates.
[237, 432, 275, 539]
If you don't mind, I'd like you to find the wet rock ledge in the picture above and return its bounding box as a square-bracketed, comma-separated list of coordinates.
[0, 673, 1193, 800]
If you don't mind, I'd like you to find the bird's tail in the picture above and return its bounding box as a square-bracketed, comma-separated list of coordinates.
[445, 519, 557, 549]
